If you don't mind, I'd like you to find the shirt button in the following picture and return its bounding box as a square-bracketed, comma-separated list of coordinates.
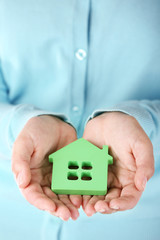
[72, 106, 79, 112]
[75, 49, 87, 61]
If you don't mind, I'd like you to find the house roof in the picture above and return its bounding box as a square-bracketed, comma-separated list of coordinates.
[49, 138, 113, 164]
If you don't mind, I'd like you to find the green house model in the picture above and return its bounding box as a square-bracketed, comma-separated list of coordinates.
[49, 138, 113, 195]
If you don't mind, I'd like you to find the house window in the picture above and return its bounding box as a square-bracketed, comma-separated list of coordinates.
[67, 172, 78, 180]
[67, 161, 93, 181]
[81, 172, 92, 181]
[82, 162, 92, 170]
[68, 161, 79, 169]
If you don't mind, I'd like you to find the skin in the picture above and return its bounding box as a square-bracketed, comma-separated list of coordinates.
[82, 112, 155, 216]
[11, 115, 81, 221]
[11, 112, 155, 220]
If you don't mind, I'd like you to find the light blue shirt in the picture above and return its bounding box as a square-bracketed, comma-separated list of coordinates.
[0, 1, 160, 239]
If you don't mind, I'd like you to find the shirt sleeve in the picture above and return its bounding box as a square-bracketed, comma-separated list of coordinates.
[87, 100, 160, 151]
[0, 68, 68, 160]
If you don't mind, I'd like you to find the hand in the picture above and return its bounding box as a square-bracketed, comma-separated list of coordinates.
[82, 112, 154, 216]
[11, 115, 81, 221]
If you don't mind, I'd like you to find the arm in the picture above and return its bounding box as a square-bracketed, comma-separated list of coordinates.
[0, 64, 81, 220]
[82, 100, 159, 216]
[0, 63, 66, 159]
[89, 99, 160, 150]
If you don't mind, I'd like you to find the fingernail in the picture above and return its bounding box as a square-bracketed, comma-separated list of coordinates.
[110, 205, 119, 210]
[17, 172, 24, 186]
[46, 210, 53, 215]
[46, 208, 55, 213]
[59, 215, 70, 221]
[142, 177, 147, 190]
[111, 210, 117, 214]
[99, 209, 106, 213]
[60, 216, 65, 221]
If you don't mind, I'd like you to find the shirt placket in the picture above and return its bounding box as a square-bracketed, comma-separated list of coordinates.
[70, 0, 91, 130]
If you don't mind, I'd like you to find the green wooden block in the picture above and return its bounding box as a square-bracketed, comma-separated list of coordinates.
[49, 138, 113, 195]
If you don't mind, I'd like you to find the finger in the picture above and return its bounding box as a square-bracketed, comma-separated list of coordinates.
[69, 195, 82, 208]
[107, 170, 122, 189]
[132, 138, 155, 191]
[58, 195, 79, 220]
[12, 135, 34, 188]
[21, 183, 56, 212]
[109, 184, 142, 211]
[95, 188, 121, 214]
[83, 195, 105, 217]
[43, 187, 71, 221]
[82, 195, 92, 211]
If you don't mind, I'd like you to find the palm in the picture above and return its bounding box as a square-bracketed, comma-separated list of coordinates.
[108, 147, 136, 191]
[29, 154, 51, 182]
[82, 113, 145, 216]
[106, 152, 141, 210]
[13, 115, 81, 221]
[83, 149, 142, 216]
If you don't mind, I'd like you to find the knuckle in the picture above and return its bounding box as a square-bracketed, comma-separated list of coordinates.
[149, 165, 155, 179]
[11, 163, 16, 174]
[11, 149, 17, 174]
[84, 117, 101, 137]
[26, 116, 38, 126]
[134, 135, 152, 154]
[85, 119, 93, 131]
[11, 158, 19, 176]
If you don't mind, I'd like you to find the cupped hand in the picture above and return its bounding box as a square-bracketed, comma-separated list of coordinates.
[82, 112, 154, 216]
[11, 115, 81, 221]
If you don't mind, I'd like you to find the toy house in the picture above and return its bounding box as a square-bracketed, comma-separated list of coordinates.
[49, 138, 113, 195]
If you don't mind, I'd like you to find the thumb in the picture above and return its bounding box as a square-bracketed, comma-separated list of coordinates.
[133, 140, 155, 191]
[12, 135, 33, 188]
